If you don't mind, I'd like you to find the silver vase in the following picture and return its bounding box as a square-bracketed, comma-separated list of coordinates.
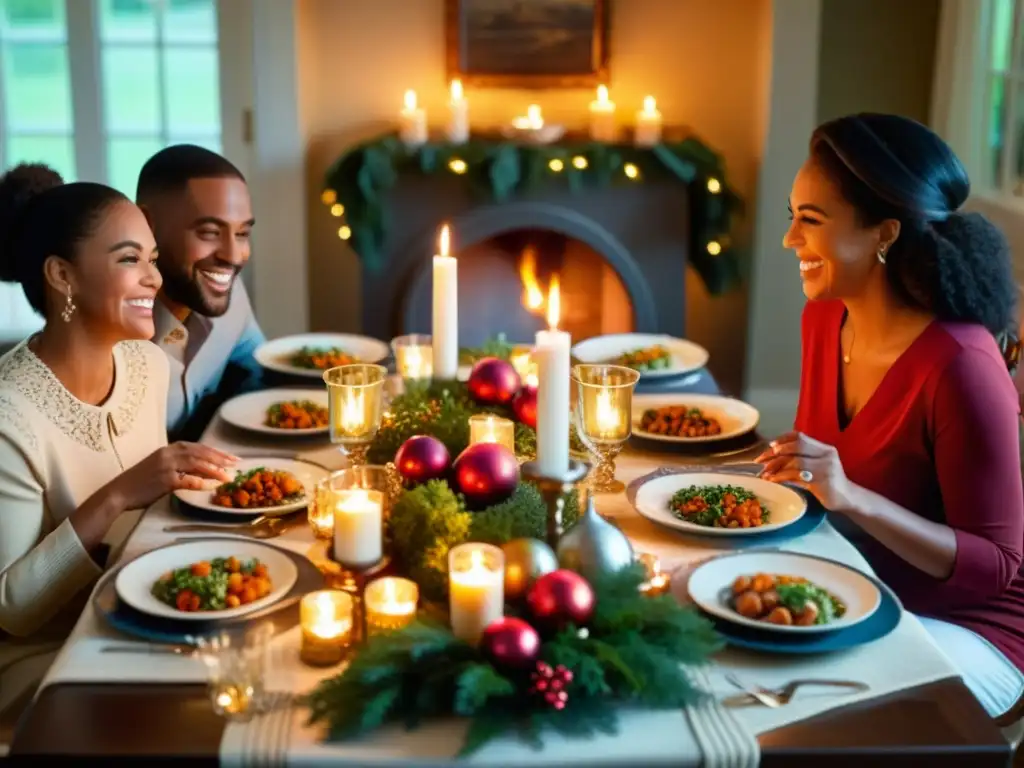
[556, 491, 634, 580]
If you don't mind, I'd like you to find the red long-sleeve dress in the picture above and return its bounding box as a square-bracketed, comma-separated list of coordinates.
[795, 299, 1024, 671]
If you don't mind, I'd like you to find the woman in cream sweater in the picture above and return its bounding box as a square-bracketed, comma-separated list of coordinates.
[0, 164, 237, 729]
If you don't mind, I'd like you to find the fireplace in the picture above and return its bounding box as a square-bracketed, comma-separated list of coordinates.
[359, 174, 691, 347]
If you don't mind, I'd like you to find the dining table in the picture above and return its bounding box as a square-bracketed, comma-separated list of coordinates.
[9, 378, 1016, 766]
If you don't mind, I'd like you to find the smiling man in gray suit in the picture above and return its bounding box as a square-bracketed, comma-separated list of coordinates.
[137, 145, 264, 440]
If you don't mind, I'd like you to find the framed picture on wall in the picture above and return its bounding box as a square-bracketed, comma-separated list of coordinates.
[445, 0, 609, 89]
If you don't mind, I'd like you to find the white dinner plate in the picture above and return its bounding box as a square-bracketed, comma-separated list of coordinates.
[254, 333, 389, 379]
[219, 388, 329, 437]
[115, 539, 299, 622]
[572, 333, 710, 379]
[173, 458, 329, 516]
[686, 550, 882, 634]
[632, 472, 806, 537]
[631, 393, 760, 444]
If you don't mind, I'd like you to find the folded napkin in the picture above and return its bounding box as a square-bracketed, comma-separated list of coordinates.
[685, 666, 760, 768]
[40, 636, 207, 686]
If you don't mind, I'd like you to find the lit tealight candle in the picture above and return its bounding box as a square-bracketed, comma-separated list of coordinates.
[594, 387, 625, 440]
[512, 104, 544, 131]
[449, 543, 504, 645]
[308, 479, 334, 540]
[392, 334, 433, 380]
[447, 78, 469, 144]
[634, 95, 662, 147]
[365, 577, 419, 634]
[432, 224, 459, 379]
[300, 590, 354, 666]
[589, 85, 617, 142]
[535, 277, 571, 476]
[332, 488, 383, 569]
[469, 414, 516, 453]
[399, 89, 428, 147]
[637, 554, 671, 597]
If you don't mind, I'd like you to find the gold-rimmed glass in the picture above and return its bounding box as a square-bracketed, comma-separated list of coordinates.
[309, 464, 404, 540]
[391, 334, 433, 381]
[323, 363, 387, 466]
[572, 363, 640, 493]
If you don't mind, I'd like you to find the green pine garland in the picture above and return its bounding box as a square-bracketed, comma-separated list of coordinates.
[322, 132, 744, 295]
[304, 565, 724, 756]
[387, 479, 580, 601]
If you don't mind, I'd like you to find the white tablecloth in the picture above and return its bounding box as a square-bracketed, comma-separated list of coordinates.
[37, 413, 960, 766]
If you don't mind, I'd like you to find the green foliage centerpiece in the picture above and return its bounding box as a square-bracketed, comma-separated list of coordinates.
[304, 564, 723, 755]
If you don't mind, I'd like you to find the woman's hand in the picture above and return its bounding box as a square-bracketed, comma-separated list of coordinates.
[107, 442, 239, 511]
[754, 431, 854, 510]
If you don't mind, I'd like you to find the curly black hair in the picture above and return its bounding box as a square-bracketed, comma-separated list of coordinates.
[810, 114, 1018, 361]
[0, 163, 127, 317]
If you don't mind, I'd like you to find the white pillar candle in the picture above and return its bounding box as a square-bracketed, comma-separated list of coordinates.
[589, 85, 617, 143]
[332, 488, 383, 568]
[446, 79, 469, 144]
[634, 95, 662, 147]
[399, 89, 428, 148]
[535, 276, 571, 477]
[432, 224, 459, 379]
[449, 544, 504, 645]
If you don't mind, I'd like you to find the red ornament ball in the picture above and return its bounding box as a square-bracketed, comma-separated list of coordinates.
[467, 357, 521, 406]
[452, 442, 520, 509]
[526, 569, 596, 629]
[481, 617, 541, 669]
[511, 385, 538, 429]
[394, 435, 451, 484]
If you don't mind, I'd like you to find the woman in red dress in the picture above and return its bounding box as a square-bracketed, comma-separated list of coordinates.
[755, 113, 1024, 720]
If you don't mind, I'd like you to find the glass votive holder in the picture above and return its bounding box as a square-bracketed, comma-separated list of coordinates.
[637, 553, 671, 597]
[323, 363, 388, 466]
[192, 624, 273, 721]
[310, 464, 403, 541]
[364, 577, 419, 634]
[572, 363, 641, 494]
[391, 334, 433, 380]
[300, 590, 354, 666]
[509, 347, 538, 388]
[468, 413, 516, 453]
[448, 543, 504, 645]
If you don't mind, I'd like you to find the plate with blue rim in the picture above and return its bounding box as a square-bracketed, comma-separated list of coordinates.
[626, 467, 826, 547]
[92, 538, 325, 645]
[683, 552, 903, 654]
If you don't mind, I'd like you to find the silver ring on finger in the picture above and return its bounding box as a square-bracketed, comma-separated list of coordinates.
[799, 469, 814, 483]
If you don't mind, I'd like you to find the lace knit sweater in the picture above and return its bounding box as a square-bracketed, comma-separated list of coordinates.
[0, 339, 168, 712]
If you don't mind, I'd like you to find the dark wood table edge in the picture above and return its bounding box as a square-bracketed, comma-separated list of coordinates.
[10, 677, 1014, 765]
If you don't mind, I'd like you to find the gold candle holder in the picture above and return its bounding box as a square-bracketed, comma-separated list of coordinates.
[364, 577, 419, 634]
[310, 464, 405, 540]
[448, 543, 504, 645]
[391, 333, 433, 381]
[468, 413, 516, 453]
[572, 364, 640, 494]
[323, 363, 387, 466]
[300, 590, 354, 666]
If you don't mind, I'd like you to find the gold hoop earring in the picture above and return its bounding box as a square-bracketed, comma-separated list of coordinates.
[877, 247, 887, 265]
[61, 291, 76, 323]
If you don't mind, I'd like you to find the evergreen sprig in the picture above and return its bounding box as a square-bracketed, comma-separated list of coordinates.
[387, 479, 580, 601]
[303, 566, 722, 756]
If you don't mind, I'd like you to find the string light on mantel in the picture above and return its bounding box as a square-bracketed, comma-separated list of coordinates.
[572, 155, 588, 170]
[706, 177, 722, 194]
[339, 225, 352, 241]
[330, 203, 345, 217]
[321, 189, 337, 205]
[706, 240, 722, 256]
[623, 163, 640, 180]
[448, 158, 468, 174]
[548, 159, 564, 172]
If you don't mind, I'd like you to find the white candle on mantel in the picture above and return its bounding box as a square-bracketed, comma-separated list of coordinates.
[447, 79, 469, 144]
[534, 276, 571, 477]
[589, 85, 617, 142]
[332, 488, 383, 569]
[634, 95, 662, 147]
[399, 89, 428, 148]
[432, 224, 459, 379]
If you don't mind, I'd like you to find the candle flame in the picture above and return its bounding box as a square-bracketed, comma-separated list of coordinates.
[527, 104, 543, 128]
[519, 246, 545, 313]
[450, 79, 463, 101]
[340, 390, 366, 432]
[597, 84, 608, 103]
[438, 224, 450, 258]
[470, 549, 485, 570]
[546, 275, 561, 330]
[383, 578, 397, 604]
[404, 89, 417, 111]
[643, 95, 657, 114]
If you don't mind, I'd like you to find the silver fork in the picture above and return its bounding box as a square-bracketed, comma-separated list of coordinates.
[723, 673, 869, 707]
[162, 515, 296, 540]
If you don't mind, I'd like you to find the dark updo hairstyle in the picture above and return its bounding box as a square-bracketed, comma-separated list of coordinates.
[0, 163, 129, 317]
[810, 114, 1020, 370]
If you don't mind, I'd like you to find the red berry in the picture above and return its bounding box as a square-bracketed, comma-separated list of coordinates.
[557, 691, 568, 702]
[545, 691, 558, 703]
[535, 680, 548, 692]
[562, 669, 574, 683]
[550, 678, 563, 691]
[553, 700, 566, 710]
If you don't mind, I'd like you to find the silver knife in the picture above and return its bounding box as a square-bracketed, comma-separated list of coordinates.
[100, 644, 191, 656]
